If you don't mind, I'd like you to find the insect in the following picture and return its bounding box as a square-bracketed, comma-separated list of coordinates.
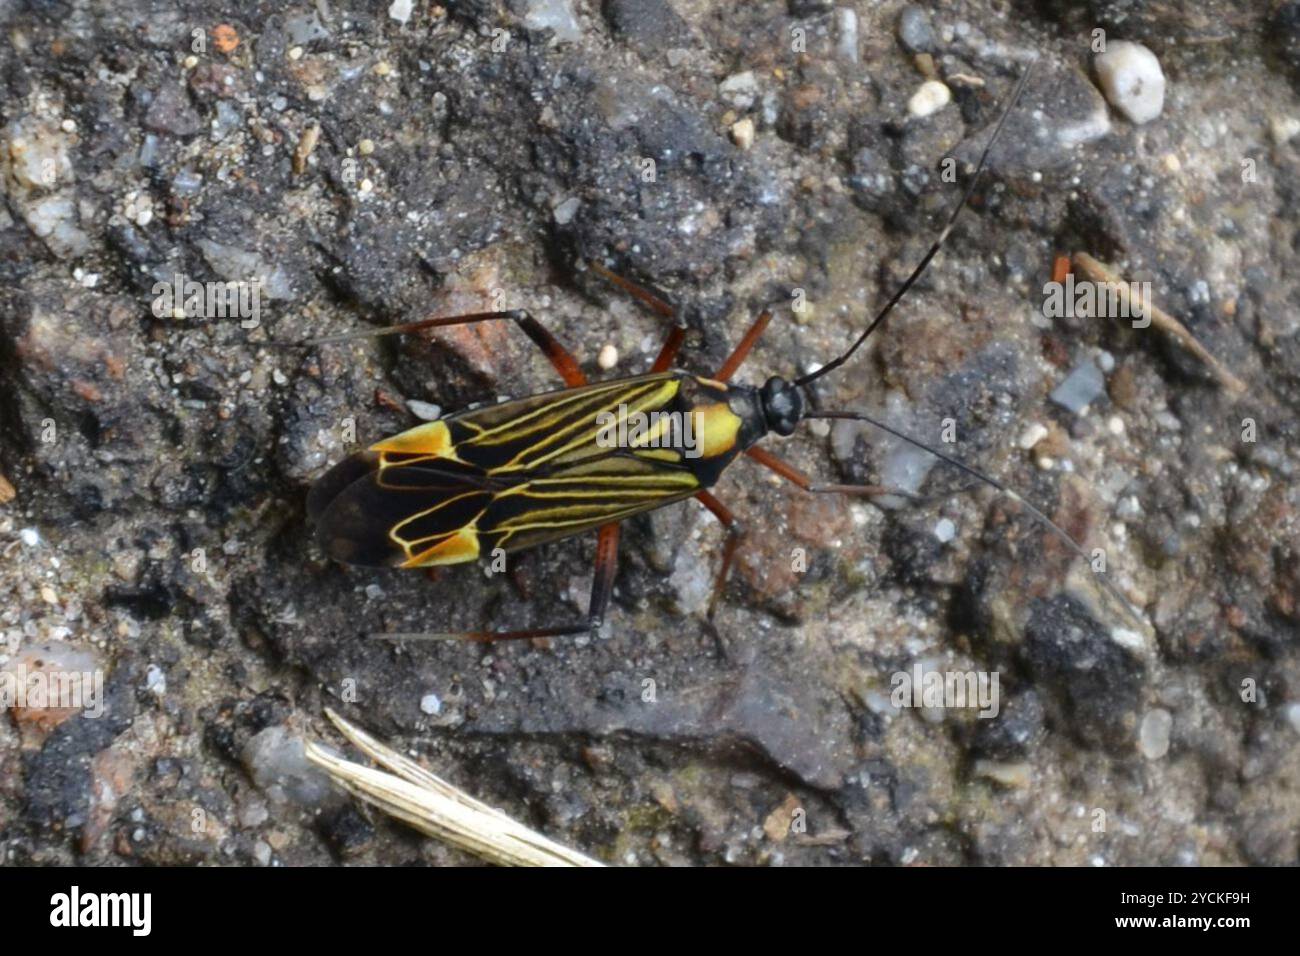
[296, 61, 1140, 643]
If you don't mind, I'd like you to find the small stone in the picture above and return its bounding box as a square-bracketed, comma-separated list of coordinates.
[145, 663, 166, 696]
[1138, 708, 1172, 759]
[834, 8, 859, 63]
[358, 138, 375, 155]
[20, 527, 40, 546]
[719, 71, 759, 110]
[1270, 115, 1300, 145]
[730, 116, 755, 150]
[907, 80, 951, 118]
[359, 178, 374, 193]
[288, 46, 304, 61]
[933, 518, 956, 543]
[897, 4, 936, 53]
[1094, 41, 1166, 124]
[419, 692, 442, 715]
[407, 399, 441, 421]
[1017, 422, 1049, 450]
[973, 760, 1033, 789]
[523, 0, 583, 43]
[1050, 358, 1106, 414]
[1161, 152, 1181, 174]
[597, 344, 618, 370]
[388, 0, 414, 24]
[553, 196, 580, 224]
[1285, 702, 1300, 736]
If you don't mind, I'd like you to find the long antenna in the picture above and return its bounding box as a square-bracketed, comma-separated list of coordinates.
[795, 58, 1037, 390]
[807, 408, 1146, 628]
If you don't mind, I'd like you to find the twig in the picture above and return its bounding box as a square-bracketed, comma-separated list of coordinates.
[1071, 252, 1247, 396]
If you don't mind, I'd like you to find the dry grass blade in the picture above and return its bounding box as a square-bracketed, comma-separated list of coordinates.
[305, 708, 603, 867]
[1072, 252, 1247, 396]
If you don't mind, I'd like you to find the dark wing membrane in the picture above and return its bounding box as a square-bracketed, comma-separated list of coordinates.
[310, 372, 702, 567]
[315, 461, 497, 567]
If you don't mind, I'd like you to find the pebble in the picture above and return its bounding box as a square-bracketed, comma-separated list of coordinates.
[388, 0, 413, 24]
[553, 196, 580, 224]
[1017, 422, 1049, 450]
[720, 71, 759, 110]
[523, 0, 583, 43]
[419, 692, 442, 716]
[1285, 702, 1300, 736]
[973, 760, 1033, 789]
[834, 8, 859, 63]
[907, 80, 951, 118]
[597, 344, 618, 370]
[897, 4, 936, 53]
[1050, 358, 1105, 414]
[1138, 708, 1172, 759]
[932, 518, 956, 543]
[20, 528, 39, 547]
[145, 663, 166, 696]
[1094, 41, 1166, 124]
[407, 399, 441, 420]
[730, 116, 755, 150]
[1270, 115, 1300, 145]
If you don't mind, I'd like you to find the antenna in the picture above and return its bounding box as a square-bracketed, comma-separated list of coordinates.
[794, 58, 1037, 390]
[807, 408, 1146, 629]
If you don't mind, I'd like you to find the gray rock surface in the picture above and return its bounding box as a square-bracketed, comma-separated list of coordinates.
[0, 0, 1297, 866]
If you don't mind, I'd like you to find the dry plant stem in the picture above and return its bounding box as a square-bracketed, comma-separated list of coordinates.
[1072, 252, 1247, 396]
[305, 708, 603, 867]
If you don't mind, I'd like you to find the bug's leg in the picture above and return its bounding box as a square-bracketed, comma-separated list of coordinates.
[586, 261, 686, 373]
[714, 310, 773, 382]
[694, 490, 743, 621]
[384, 524, 620, 643]
[283, 309, 588, 387]
[744, 446, 921, 500]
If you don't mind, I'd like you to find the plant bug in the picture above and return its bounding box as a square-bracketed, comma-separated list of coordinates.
[288, 59, 1142, 643]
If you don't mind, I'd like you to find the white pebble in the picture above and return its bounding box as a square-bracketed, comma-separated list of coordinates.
[907, 80, 952, 119]
[1094, 41, 1165, 125]
[407, 399, 442, 421]
[730, 117, 755, 150]
[1107, 415, 1125, 436]
[596, 344, 618, 370]
[388, 0, 413, 24]
[20, 528, 40, 547]
[1017, 422, 1049, 450]
[1138, 708, 1172, 760]
[1285, 702, 1300, 736]
[933, 518, 956, 543]
[420, 692, 442, 716]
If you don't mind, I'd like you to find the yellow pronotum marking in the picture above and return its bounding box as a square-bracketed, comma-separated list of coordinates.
[693, 402, 743, 458]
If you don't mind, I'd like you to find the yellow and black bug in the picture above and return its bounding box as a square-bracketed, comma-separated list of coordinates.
[299, 61, 1140, 643]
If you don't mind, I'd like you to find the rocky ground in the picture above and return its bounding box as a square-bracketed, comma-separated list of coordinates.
[1, 0, 1298, 866]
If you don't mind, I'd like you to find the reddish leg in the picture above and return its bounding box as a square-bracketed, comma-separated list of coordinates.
[287, 309, 588, 388]
[377, 523, 621, 643]
[695, 490, 743, 620]
[745, 446, 921, 500]
[714, 310, 773, 382]
[587, 261, 687, 373]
